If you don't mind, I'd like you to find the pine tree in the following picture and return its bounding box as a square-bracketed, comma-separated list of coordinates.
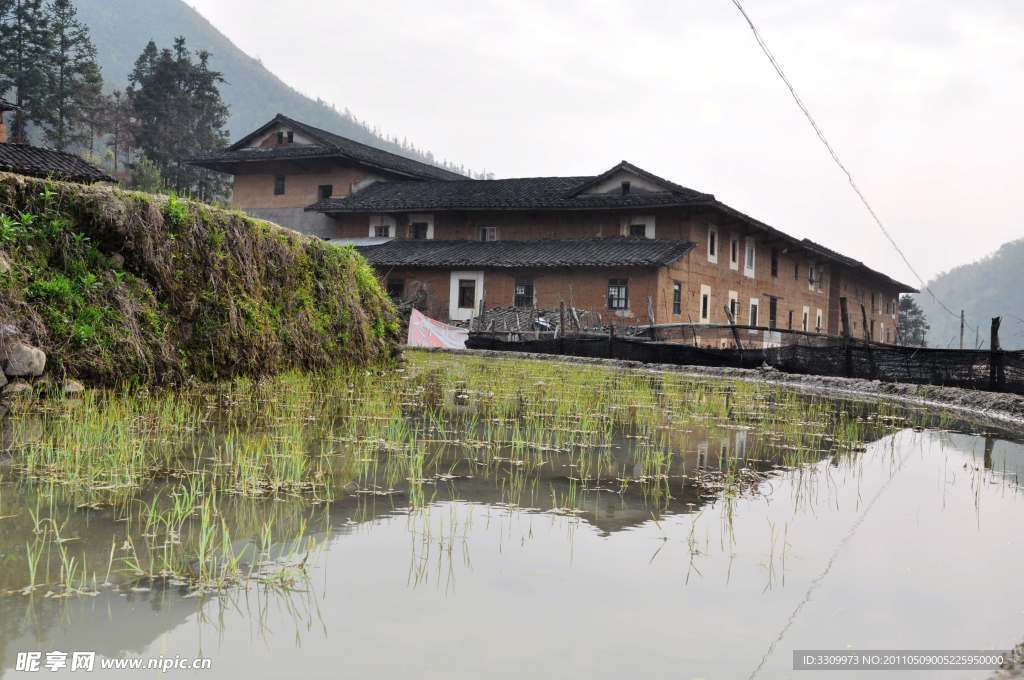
[42, 0, 103, 150]
[0, 0, 52, 143]
[127, 37, 230, 200]
[899, 296, 930, 346]
[102, 89, 135, 174]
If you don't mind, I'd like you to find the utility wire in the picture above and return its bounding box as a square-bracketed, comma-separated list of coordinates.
[728, 0, 978, 335]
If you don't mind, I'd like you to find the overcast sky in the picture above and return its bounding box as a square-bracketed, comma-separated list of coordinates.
[189, 0, 1023, 283]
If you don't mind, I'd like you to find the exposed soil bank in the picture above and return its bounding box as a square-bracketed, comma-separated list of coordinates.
[0, 173, 400, 387]
[416, 347, 1024, 433]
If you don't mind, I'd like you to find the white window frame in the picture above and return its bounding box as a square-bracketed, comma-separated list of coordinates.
[409, 213, 435, 240]
[749, 297, 760, 328]
[700, 284, 711, 323]
[802, 305, 810, 332]
[729, 234, 739, 271]
[743, 237, 756, 278]
[449, 271, 484, 321]
[479, 226, 497, 241]
[707, 225, 718, 263]
[728, 290, 739, 323]
[368, 215, 396, 238]
[620, 215, 655, 239]
[815, 308, 823, 333]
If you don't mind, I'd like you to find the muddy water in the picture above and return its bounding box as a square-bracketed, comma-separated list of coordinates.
[1, 414, 1023, 678]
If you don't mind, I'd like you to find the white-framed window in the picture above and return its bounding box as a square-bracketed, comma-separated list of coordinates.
[881, 322, 887, 343]
[479, 226, 497, 241]
[607, 278, 629, 310]
[728, 290, 739, 323]
[707, 225, 718, 263]
[749, 297, 760, 328]
[620, 215, 655, 239]
[802, 305, 810, 332]
[744, 237, 756, 278]
[700, 285, 711, 323]
[815, 308, 823, 333]
[368, 215, 396, 238]
[409, 213, 434, 240]
[449, 271, 484, 322]
[729, 234, 739, 270]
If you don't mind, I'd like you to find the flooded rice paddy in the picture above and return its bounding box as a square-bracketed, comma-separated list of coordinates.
[0, 351, 1022, 679]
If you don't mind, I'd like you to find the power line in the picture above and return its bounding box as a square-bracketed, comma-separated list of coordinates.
[728, 0, 977, 335]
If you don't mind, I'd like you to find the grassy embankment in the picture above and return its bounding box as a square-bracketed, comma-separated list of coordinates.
[0, 172, 400, 386]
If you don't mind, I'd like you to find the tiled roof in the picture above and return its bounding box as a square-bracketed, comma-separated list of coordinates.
[355, 237, 696, 269]
[309, 175, 712, 213]
[188, 113, 463, 181]
[800, 238, 917, 293]
[0, 144, 114, 183]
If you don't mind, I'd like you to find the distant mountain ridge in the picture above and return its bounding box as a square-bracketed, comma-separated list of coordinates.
[914, 238, 1024, 350]
[71, 0, 463, 173]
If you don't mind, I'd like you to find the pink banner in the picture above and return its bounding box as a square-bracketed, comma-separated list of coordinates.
[407, 308, 468, 349]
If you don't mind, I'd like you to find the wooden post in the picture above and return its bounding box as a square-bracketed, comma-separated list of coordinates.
[860, 303, 877, 379]
[839, 297, 852, 377]
[990, 316, 1004, 391]
[646, 295, 655, 338]
[476, 298, 485, 333]
[724, 304, 744, 355]
[608, 322, 615, 359]
[559, 301, 566, 352]
[959, 310, 965, 350]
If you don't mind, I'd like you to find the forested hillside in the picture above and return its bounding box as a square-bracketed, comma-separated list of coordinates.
[914, 238, 1024, 350]
[71, 0, 463, 172]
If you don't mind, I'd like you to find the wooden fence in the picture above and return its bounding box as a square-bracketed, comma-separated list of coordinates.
[466, 316, 1018, 395]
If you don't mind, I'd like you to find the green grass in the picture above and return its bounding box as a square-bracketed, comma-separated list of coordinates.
[0, 350, 943, 598]
[0, 172, 400, 386]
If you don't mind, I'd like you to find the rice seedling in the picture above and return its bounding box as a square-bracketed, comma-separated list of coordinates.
[0, 349, 946, 600]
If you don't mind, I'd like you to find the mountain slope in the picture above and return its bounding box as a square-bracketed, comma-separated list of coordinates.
[914, 238, 1024, 350]
[72, 0, 449, 167]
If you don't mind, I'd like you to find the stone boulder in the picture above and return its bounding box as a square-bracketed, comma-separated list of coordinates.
[3, 343, 46, 377]
[2, 380, 31, 397]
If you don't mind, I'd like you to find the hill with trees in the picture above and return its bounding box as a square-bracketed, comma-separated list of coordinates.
[70, 0, 470, 175]
[914, 238, 1024, 350]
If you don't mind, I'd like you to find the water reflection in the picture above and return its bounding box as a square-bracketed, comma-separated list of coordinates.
[1, 424, 1022, 679]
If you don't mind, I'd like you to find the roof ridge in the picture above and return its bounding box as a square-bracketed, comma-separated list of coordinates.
[272, 113, 465, 180]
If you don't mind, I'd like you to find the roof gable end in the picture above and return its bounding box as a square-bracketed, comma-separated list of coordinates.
[228, 114, 332, 151]
[564, 161, 712, 200]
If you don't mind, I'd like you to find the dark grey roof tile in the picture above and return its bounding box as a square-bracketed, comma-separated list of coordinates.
[355, 237, 695, 269]
[311, 175, 711, 213]
[0, 144, 114, 183]
[189, 113, 463, 181]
